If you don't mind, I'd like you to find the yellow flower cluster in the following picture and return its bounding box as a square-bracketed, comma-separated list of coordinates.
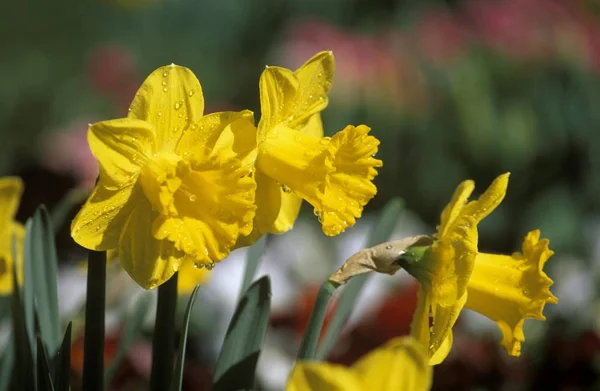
[70, 52, 383, 290]
[0, 177, 25, 295]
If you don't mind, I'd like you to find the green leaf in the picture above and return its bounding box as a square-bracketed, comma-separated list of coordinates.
[316, 198, 403, 360]
[22, 218, 36, 352]
[0, 329, 14, 391]
[170, 285, 200, 391]
[213, 276, 271, 391]
[105, 292, 153, 385]
[36, 337, 55, 391]
[11, 234, 35, 391]
[27, 207, 62, 355]
[239, 235, 267, 296]
[296, 281, 337, 360]
[52, 322, 72, 391]
[82, 250, 106, 391]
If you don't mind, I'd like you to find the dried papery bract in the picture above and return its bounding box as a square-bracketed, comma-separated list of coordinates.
[329, 235, 433, 287]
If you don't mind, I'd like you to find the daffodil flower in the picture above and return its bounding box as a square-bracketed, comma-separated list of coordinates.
[0, 177, 24, 294]
[399, 173, 557, 364]
[232, 51, 382, 245]
[287, 336, 432, 391]
[71, 64, 257, 289]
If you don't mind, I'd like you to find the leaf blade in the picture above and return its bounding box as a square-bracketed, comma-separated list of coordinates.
[213, 276, 271, 391]
[170, 285, 200, 391]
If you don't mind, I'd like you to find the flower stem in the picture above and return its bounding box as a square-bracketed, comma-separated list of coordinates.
[82, 250, 106, 391]
[150, 272, 178, 391]
[296, 280, 337, 361]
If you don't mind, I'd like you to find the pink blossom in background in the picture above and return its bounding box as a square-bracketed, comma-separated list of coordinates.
[42, 119, 98, 189]
[276, 18, 402, 105]
[413, 6, 469, 65]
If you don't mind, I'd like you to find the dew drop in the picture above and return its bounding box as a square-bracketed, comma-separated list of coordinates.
[157, 112, 163, 117]
[163, 87, 168, 92]
[205, 262, 215, 270]
[189, 194, 197, 202]
[174, 101, 182, 110]
[281, 184, 292, 194]
[188, 90, 195, 97]
[95, 226, 101, 232]
[162, 71, 168, 77]
[385, 244, 393, 250]
[193, 262, 204, 269]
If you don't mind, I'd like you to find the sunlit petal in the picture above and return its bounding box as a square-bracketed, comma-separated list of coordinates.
[259, 51, 334, 138]
[287, 363, 362, 391]
[71, 183, 138, 250]
[177, 258, 211, 294]
[128, 64, 204, 153]
[0, 222, 24, 295]
[118, 198, 185, 290]
[353, 337, 432, 391]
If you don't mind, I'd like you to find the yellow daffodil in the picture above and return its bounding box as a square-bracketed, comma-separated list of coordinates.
[231, 51, 382, 245]
[101, 250, 210, 294]
[399, 173, 557, 364]
[0, 177, 24, 294]
[71, 64, 257, 289]
[287, 336, 432, 391]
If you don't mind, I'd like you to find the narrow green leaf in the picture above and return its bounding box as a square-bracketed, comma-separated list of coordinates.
[22, 218, 36, 351]
[296, 281, 337, 360]
[105, 292, 153, 385]
[150, 273, 178, 391]
[11, 234, 35, 391]
[316, 198, 403, 359]
[0, 329, 14, 391]
[213, 276, 271, 391]
[82, 250, 106, 391]
[36, 337, 55, 391]
[53, 322, 72, 391]
[29, 207, 61, 355]
[170, 285, 200, 391]
[239, 235, 267, 296]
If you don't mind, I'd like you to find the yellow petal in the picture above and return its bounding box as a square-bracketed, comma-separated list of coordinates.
[352, 337, 432, 391]
[286, 363, 362, 391]
[438, 180, 474, 238]
[258, 51, 333, 137]
[465, 230, 557, 356]
[175, 110, 257, 167]
[118, 197, 184, 290]
[0, 177, 23, 231]
[141, 152, 256, 266]
[71, 183, 137, 251]
[0, 222, 24, 295]
[410, 287, 431, 349]
[128, 64, 204, 153]
[298, 113, 324, 139]
[177, 258, 210, 294]
[88, 118, 156, 189]
[460, 173, 510, 226]
[256, 124, 381, 236]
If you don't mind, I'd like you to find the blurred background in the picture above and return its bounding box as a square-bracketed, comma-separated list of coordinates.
[1, 0, 600, 389]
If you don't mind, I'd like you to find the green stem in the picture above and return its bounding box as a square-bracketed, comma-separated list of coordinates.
[150, 273, 178, 391]
[296, 281, 337, 361]
[82, 250, 106, 391]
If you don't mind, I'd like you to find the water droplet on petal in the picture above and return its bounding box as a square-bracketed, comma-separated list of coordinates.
[188, 90, 195, 97]
[174, 101, 182, 110]
[281, 184, 292, 194]
[189, 194, 197, 202]
[163, 87, 168, 92]
[205, 262, 215, 270]
[193, 262, 204, 269]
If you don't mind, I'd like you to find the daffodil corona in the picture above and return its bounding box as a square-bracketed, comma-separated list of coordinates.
[287, 337, 432, 391]
[236, 51, 383, 244]
[71, 65, 257, 289]
[0, 177, 25, 294]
